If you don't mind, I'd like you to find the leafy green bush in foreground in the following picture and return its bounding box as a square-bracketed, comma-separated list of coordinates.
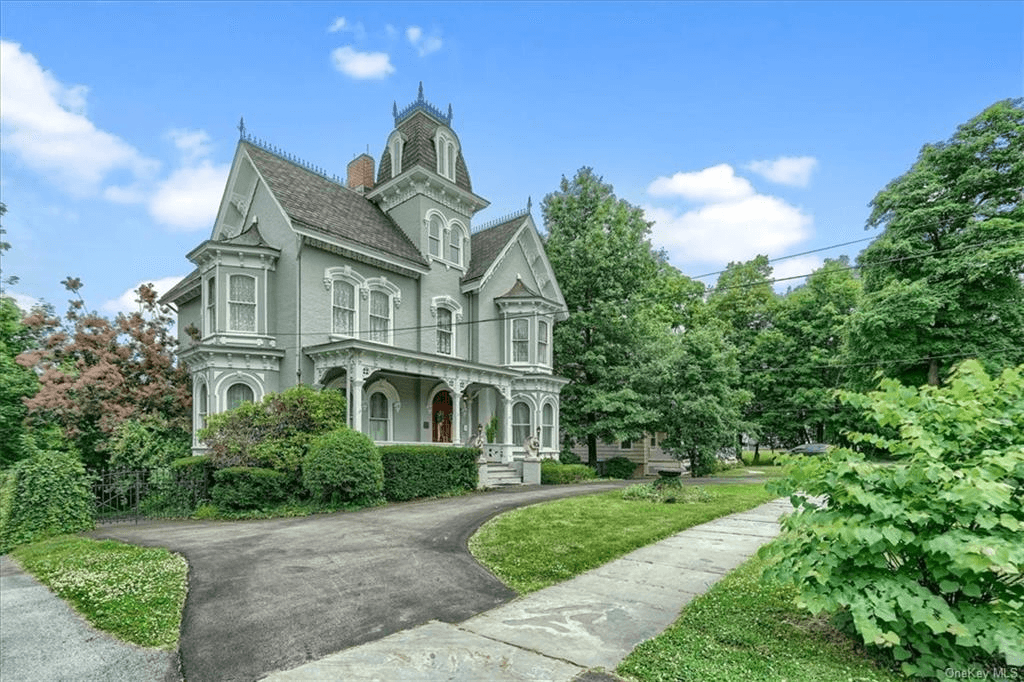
[379, 445, 478, 501]
[762, 360, 1024, 677]
[302, 429, 383, 505]
[0, 444, 94, 553]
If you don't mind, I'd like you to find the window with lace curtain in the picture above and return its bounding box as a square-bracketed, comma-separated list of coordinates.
[436, 307, 452, 355]
[512, 318, 529, 363]
[369, 290, 390, 344]
[368, 392, 389, 441]
[332, 280, 356, 335]
[228, 275, 256, 332]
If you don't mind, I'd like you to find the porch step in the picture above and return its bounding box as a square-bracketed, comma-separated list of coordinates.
[484, 463, 522, 487]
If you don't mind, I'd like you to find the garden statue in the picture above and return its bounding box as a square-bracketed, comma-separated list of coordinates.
[524, 428, 541, 460]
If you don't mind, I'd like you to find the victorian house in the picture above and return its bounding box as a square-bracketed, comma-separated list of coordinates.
[161, 86, 568, 478]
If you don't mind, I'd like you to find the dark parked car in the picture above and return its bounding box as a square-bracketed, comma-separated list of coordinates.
[789, 443, 830, 455]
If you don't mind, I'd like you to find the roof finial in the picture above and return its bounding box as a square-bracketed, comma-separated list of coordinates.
[238, 116, 246, 140]
[527, 196, 532, 213]
[447, 103, 453, 122]
[393, 101, 398, 118]
[418, 81, 424, 101]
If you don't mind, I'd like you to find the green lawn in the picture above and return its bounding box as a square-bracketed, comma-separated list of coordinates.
[11, 536, 187, 650]
[617, 550, 903, 682]
[469, 483, 776, 593]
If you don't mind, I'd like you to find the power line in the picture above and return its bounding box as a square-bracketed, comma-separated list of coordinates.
[690, 236, 875, 280]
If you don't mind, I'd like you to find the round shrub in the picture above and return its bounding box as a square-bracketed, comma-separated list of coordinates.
[604, 456, 636, 479]
[0, 446, 95, 553]
[302, 429, 383, 505]
[211, 467, 288, 511]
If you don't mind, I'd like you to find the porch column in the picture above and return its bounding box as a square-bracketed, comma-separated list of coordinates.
[452, 387, 462, 445]
[502, 385, 513, 445]
[351, 379, 364, 433]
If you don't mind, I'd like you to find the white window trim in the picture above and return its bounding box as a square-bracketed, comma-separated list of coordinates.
[387, 130, 404, 177]
[430, 295, 463, 357]
[537, 319, 550, 367]
[433, 129, 459, 182]
[424, 211, 467, 271]
[541, 401, 555, 449]
[365, 277, 401, 346]
[365, 379, 400, 442]
[205, 277, 216, 337]
[512, 400, 532, 446]
[225, 382, 255, 411]
[510, 317, 530, 365]
[324, 266, 367, 339]
[227, 273, 258, 334]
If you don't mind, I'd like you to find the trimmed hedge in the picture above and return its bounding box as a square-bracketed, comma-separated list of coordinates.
[211, 467, 288, 511]
[302, 429, 383, 505]
[379, 446, 479, 501]
[0, 447, 95, 553]
[540, 460, 597, 484]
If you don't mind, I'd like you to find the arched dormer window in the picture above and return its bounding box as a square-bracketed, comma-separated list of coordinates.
[387, 130, 405, 177]
[434, 128, 458, 182]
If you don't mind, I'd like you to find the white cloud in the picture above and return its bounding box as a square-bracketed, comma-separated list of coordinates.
[647, 164, 754, 203]
[406, 25, 443, 56]
[0, 40, 160, 197]
[745, 156, 818, 187]
[149, 161, 229, 231]
[327, 17, 366, 39]
[645, 195, 812, 264]
[331, 46, 395, 79]
[102, 276, 186, 316]
[168, 128, 213, 164]
[6, 291, 42, 314]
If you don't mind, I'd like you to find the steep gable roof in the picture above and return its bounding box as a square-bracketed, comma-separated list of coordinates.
[463, 214, 528, 285]
[243, 142, 428, 268]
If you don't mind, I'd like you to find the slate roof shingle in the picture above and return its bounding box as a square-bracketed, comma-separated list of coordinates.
[243, 142, 428, 268]
[463, 215, 527, 285]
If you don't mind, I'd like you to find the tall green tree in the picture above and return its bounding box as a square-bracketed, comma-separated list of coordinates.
[543, 167, 664, 466]
[848, 98, 1024, 387]
[0, 297, 39, 467]
[771, 257, 863, 445]
[707, 256, 780, 454]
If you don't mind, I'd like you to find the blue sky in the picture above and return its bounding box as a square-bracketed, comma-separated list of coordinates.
[1, 1, 1020, 315]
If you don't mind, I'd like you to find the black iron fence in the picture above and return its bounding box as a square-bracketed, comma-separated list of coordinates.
[91, 468, 210, 524]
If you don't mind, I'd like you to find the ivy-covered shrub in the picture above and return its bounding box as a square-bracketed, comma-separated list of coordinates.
[540, 460, 597, 484]
[105, 415, 191, 470]
[140, 456, 214, 515]
[0, 444, 95, 552]
[379, 445, 478, 501]
[198, 385, 347, 475]
[302, 429, 383, 505]
[603, 456, 636, 479]
[762, 361, 1024, 677]
[211, 467, 288, 511]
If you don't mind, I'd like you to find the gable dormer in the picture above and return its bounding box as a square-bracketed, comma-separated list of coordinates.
[367, 83, 489, 263]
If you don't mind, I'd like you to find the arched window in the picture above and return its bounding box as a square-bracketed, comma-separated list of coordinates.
[332, 280, 356, 335]
[542, 403, 554, 448]
[447, 142, 455, 179]
[368, 392, 389, 441]
[226, 383, 254, 411]
[388, 131, 404, 177]
[428, 215, 443, 257]
[228, 274, 256, 332]
[512, 401, 531, 446]
[369, 290, 390, 344]
[447, 225, 462, 265]
[436, 308, 453, 355]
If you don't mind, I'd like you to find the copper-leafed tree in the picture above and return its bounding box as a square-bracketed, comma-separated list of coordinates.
[17, 279, 191, 468]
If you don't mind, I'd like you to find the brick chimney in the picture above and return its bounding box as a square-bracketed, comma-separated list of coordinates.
[347, 153, 375, 193]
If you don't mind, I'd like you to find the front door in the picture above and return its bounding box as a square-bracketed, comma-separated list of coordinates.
[432, 391, 453, 443]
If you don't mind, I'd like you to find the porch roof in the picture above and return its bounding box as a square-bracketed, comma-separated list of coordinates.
[305, 338, 521, 387]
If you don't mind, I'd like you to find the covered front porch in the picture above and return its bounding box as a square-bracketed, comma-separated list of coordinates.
[306, 339, 564, 466]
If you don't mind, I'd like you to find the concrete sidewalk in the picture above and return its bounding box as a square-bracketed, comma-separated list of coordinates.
[0, 555, 180, 682]
[263, 497, 791, 681]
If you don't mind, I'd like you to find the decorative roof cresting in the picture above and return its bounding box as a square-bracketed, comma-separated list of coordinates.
[393, 82, 453, 127]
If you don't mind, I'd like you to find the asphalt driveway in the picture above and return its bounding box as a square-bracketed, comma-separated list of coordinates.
[88, 481, 631, 682]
